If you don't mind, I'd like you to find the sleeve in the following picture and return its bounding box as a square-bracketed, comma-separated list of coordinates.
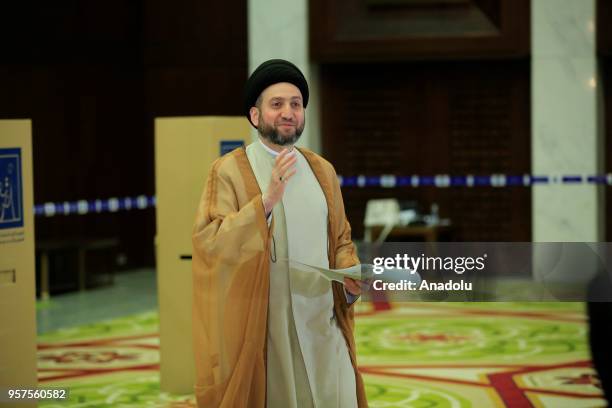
[329, 165, 361, 310]
[262, 196, 272, 226]
[344, 289, 360, 305]
[192, 158, 269, 263]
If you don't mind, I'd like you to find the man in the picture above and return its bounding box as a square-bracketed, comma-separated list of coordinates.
[192, 59, 368, 407]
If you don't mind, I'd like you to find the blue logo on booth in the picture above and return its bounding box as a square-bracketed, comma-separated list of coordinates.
[0, 148, 23, 229]
[220, 140, 244, 156]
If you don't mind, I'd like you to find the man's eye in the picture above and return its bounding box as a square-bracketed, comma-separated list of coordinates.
[291, 102, 301, 108]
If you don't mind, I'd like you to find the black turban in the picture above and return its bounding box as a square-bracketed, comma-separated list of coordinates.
[243, 59, 309, 127]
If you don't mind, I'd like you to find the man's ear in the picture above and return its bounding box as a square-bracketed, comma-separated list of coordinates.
[249, 107, 260, 127]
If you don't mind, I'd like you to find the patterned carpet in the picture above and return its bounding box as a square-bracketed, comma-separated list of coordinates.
[37, 302, 606, 407]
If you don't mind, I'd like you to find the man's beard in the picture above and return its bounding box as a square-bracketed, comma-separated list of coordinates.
[257, 117, 305, 146]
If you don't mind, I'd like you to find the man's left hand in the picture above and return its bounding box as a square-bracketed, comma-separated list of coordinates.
[344, 277, 363, 296]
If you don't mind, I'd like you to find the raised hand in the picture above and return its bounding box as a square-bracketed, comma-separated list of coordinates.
[262, 149, 297, 214]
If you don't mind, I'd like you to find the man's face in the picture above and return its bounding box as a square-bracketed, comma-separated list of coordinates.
[250, 82, 305, 146]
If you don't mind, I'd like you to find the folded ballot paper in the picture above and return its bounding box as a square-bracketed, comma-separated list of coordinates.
[288, 259, 421, 286]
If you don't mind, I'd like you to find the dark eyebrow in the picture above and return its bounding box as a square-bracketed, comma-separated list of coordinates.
[269, 96, 302, 103]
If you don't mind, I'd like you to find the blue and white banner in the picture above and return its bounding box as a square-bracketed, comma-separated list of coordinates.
[32, 173, 612, 218]
[337, 173, 612, 188]
[0, 148, 24, 229]
[34, 195, 155, 217]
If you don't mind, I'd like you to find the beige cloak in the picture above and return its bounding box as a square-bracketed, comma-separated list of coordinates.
[192, 146, 367, 407]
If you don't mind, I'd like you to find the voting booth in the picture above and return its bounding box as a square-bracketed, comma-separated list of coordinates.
[0, 120, 37, 407]
[154, 116, 249, 393]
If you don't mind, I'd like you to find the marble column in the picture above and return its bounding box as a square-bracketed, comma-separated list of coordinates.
[248, 0, 321, 153]
[531, 0, 604, 241]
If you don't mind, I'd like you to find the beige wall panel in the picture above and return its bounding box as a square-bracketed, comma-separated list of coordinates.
[0, 120, 37, 407]
[155, 116, 249, 394]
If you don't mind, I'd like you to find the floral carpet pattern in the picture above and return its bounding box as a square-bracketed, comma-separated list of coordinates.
[37, 303, 606, 407]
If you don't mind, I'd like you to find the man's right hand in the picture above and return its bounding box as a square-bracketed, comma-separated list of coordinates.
[262, 148, 297, 215]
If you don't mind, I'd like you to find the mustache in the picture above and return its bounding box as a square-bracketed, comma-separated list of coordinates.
[257, 120, 304, 146]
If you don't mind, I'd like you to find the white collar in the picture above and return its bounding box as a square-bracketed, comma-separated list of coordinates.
[258, 139, 294, 157]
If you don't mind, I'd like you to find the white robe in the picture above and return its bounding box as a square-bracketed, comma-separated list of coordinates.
[246, 141, 357, 408]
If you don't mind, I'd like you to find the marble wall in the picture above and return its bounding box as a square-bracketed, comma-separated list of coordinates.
[248, 0, 604, 241]
[247, 0, 321, 153]
[532, 0, 603, 241]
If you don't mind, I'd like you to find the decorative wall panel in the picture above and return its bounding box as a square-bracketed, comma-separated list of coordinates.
[310, 0, 529, 61]
[321, 61, 530, 241]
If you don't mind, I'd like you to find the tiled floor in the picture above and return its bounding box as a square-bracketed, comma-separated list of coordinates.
[37, 268, 158, 334]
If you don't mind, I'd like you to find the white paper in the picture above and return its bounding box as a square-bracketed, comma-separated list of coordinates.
[288, 260, 420, 286]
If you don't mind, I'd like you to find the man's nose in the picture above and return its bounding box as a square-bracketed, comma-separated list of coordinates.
[280, 104, 294, 119]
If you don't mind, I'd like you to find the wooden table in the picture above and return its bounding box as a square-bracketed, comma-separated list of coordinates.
[37, 238, 119, 300]
[368, 224, 452, 243]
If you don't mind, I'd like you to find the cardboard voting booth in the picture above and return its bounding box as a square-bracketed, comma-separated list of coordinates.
[0, 120, 37, 407]
[155, 116, 249, 393]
